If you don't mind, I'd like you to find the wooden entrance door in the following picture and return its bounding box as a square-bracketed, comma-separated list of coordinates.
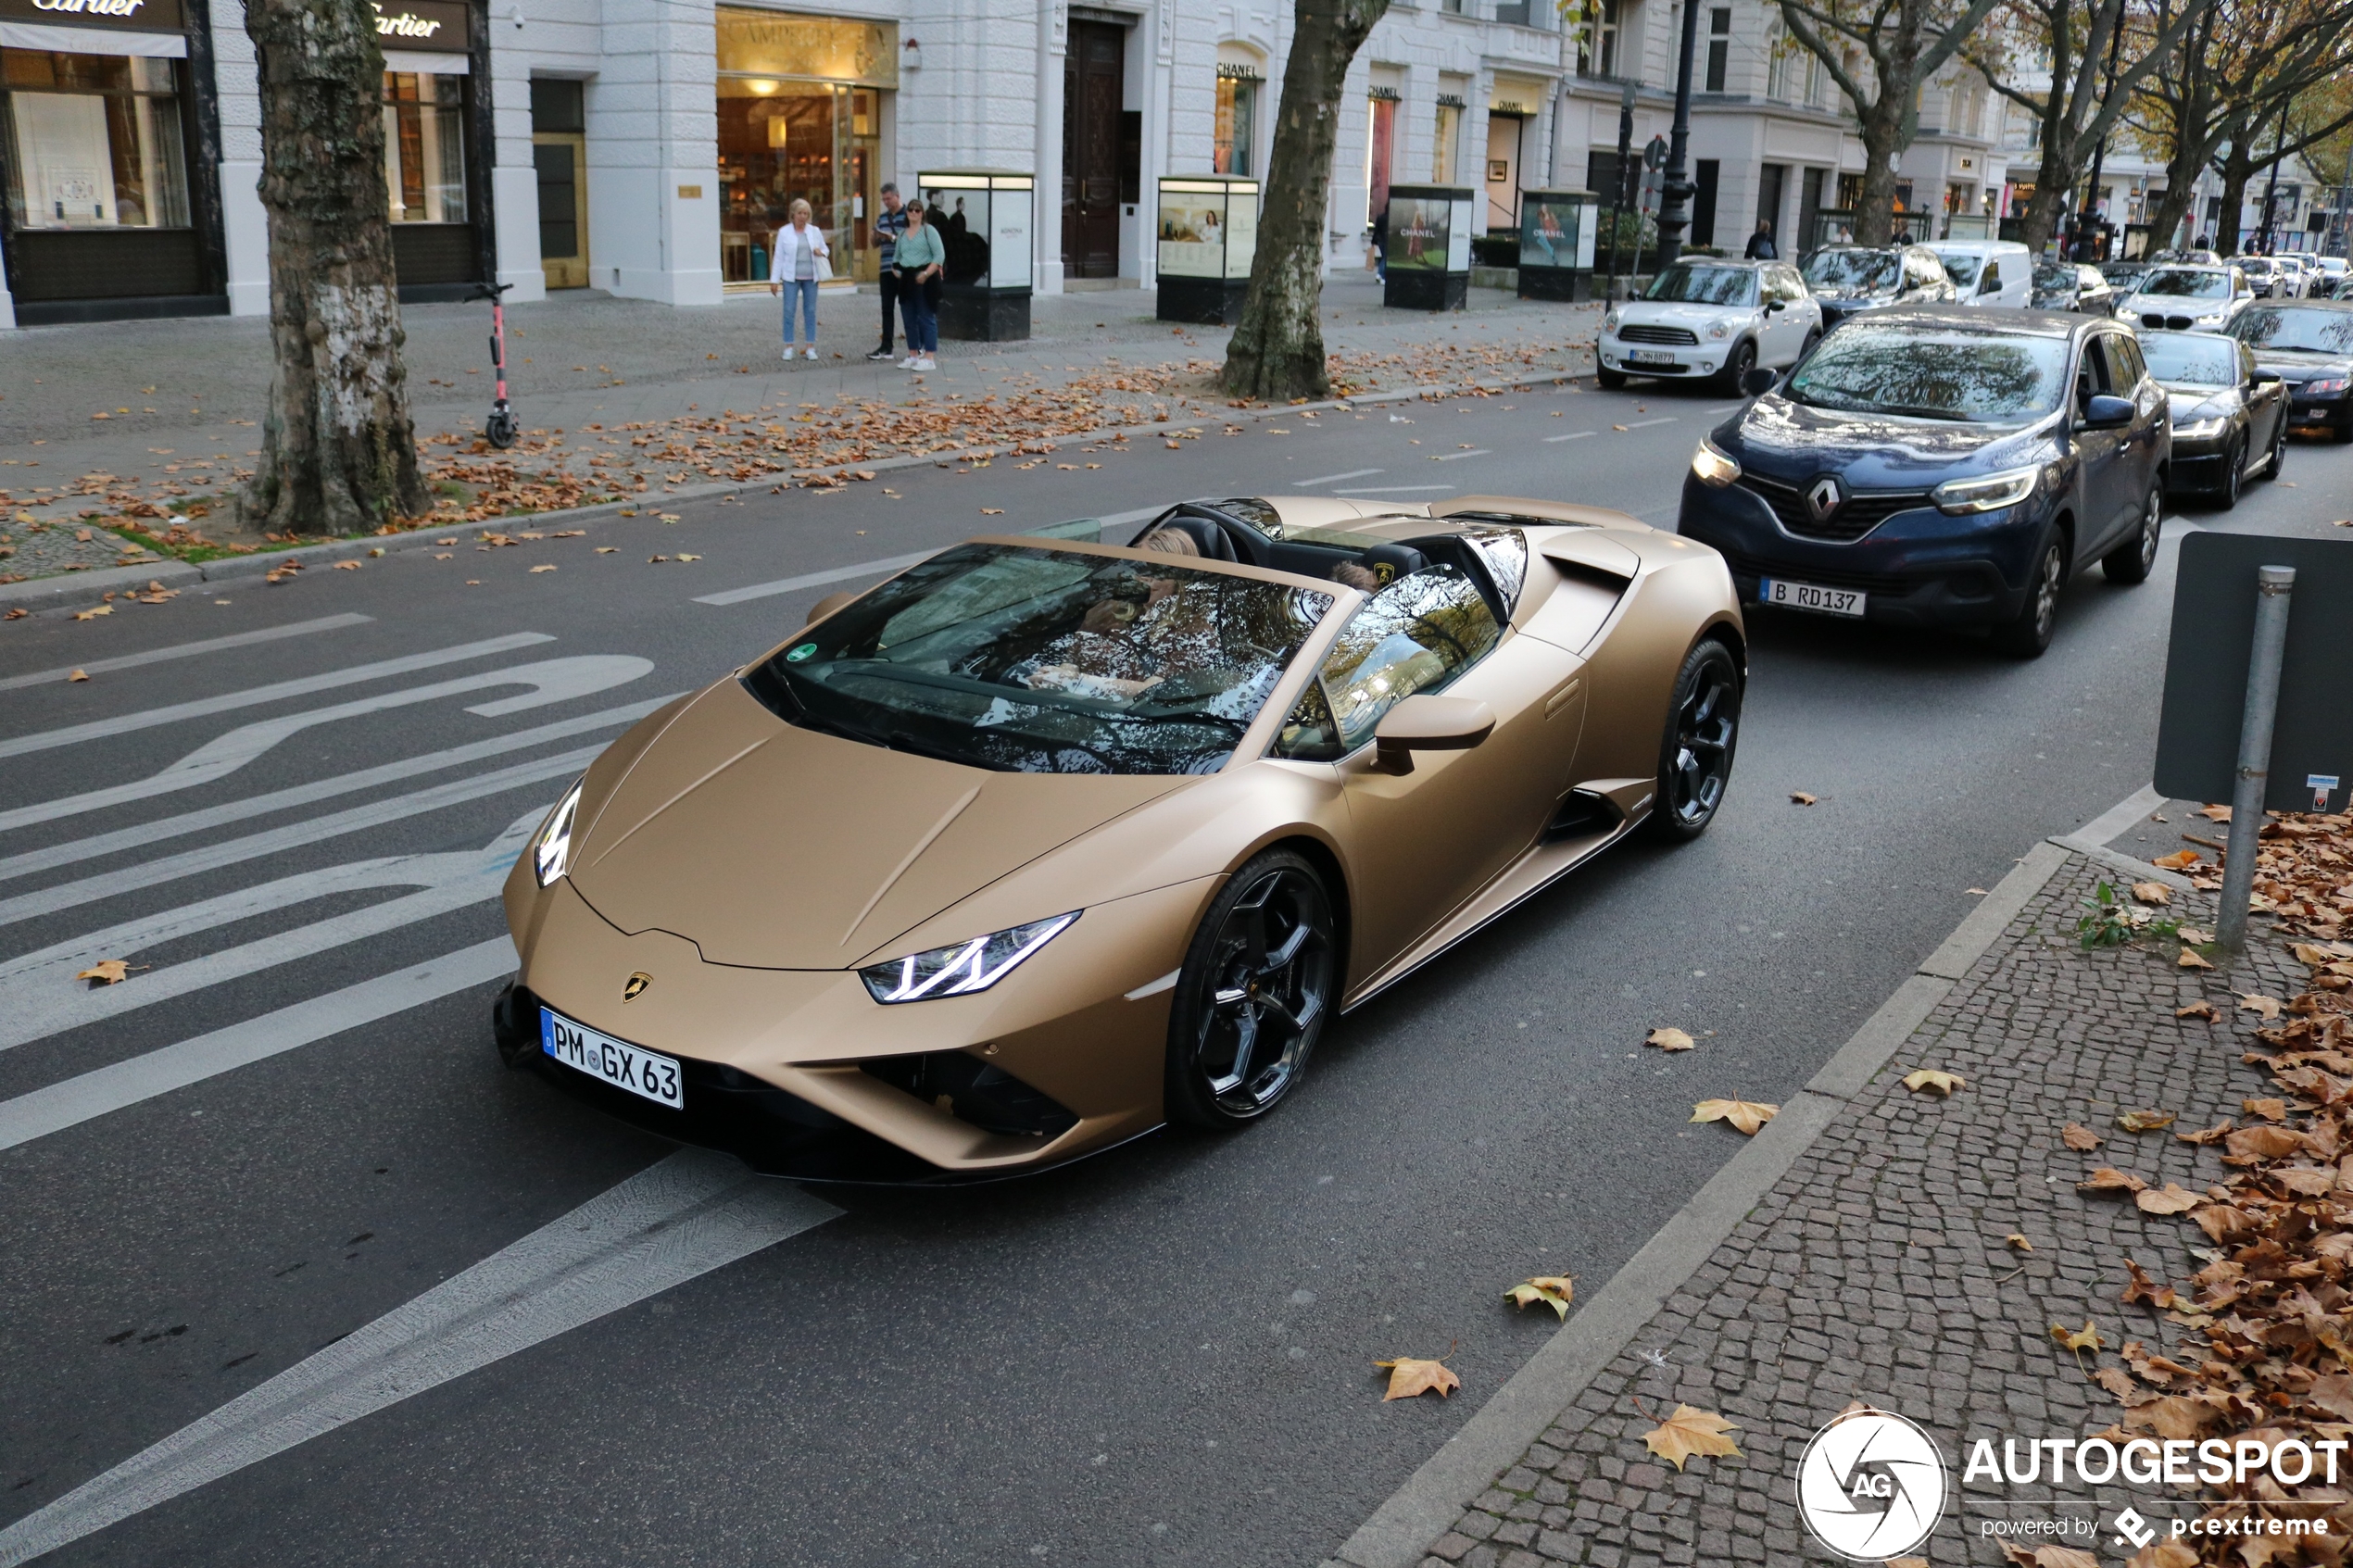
[1062, 21, 1124, 278]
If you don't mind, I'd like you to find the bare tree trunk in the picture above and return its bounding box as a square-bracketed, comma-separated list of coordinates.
[1852, 98, 1907, 245]
[240, 0, 429, 538]
[2214, 144, 2259, 255]
[1223, 0, 1392, 402]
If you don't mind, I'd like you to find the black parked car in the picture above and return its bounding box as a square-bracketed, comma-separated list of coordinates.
[2137, 331, 2287, 508]
[2227, 301, 2353, 442]
[1678, 308, 2170, 658]
[2034, 261, 2115, 315]
[1797, 245, 1959, 329]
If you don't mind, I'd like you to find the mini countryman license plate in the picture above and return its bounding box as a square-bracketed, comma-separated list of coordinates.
[541, 1008, 684, 1109]
[1627, 348, 1678, 366]
[1760, 578, 1866, 618]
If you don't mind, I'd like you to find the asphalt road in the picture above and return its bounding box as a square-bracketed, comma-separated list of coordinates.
[2, 376, 2347, 1568]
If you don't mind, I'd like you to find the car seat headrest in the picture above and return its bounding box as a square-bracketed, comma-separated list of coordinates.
[1356, 543, 1429, 588]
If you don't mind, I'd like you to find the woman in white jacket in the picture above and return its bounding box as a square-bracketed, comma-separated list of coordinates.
[768, 198, 830, 360]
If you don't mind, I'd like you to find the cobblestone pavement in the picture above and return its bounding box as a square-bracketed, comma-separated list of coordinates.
[0, 277, 1601, 542]
[1418, 853, 2307, 1567]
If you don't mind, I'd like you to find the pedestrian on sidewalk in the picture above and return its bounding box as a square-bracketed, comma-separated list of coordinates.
[769, 199, 830, 360]
[866, 183, 910, 362]
[894, 200, 945, 371]
[1745, 220, 1777, 259]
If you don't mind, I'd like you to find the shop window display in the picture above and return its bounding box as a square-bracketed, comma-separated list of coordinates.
[383, 71, 467, 224]
[714, 7, 892, 286]
[3, 49, 188, 231]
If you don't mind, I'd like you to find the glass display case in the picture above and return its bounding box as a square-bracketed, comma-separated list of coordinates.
[1155, 175, 1258, 324]
[1516, 190, 1599, 300]
[1382, 183, 1473, 310]
[914, 169, 1033, 340]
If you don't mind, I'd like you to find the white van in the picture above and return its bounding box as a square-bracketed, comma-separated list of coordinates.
[1928, 240, 2034, 309]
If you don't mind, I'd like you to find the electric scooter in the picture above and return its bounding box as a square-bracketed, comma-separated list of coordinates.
[468, 281, 518, 449]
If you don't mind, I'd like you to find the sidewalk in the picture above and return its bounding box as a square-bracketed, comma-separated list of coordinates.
[1329, 809, 2349, 1567]
[1, 278, 1601, 571]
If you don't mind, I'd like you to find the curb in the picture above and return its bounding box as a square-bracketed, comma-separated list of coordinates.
[1319, 834, 2087, 1568]
[0, 365, 1589, 619]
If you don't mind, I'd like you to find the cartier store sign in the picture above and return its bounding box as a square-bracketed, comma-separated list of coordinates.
[371, 0, 470, 51]
[0, 0, 189, 31]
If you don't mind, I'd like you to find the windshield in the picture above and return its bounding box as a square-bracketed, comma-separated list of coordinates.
[1802, 249, 1899, 294]
[2033, 263, 2076, 293]
[2140, 336, 2240, 386]
[2231, 306, 2353, 354]
[1939, 255, 1982, 287]
[1642, 265, 1757, 305]
[2141, 270, 2230, 298]
[1783, 324, 2072, 421]
[744, 543, 1333, 775]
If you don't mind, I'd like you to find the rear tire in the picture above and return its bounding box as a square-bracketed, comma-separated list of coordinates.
[1992, 532, 2066, 658]
[2102, 484, 2162, 584]
[1642, 638, 1743, 844]
[1595, 366, 1628, 390]
[1164, 850, 1337, 1132]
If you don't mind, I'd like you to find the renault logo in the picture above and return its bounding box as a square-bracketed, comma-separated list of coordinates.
[1806, 476, 1843, 520]
[623, 972, 651, 1002]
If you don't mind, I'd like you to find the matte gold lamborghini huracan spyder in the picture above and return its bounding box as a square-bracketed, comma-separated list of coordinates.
[494, 495, 1745, 1179]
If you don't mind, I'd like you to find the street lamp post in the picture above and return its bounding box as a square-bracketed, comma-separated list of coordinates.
[1654, 0, 1703, 266]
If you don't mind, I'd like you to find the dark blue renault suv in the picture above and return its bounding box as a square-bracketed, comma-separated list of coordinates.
[1676, 307, 2170, 656]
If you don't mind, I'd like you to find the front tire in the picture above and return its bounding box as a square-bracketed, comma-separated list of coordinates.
[485, 408, 519, 450]
[2102, 484, 2162, 584]
[1642, 638, 1743, 844]
[1164, 850, 1337, 1131]
[2212, 436, 2245, 509]
[1718, 338, 1757, 394]
[1595, 366, 1628, 390]
[2260, 418, 2286, 480]
[1992, 532, 2066, 658]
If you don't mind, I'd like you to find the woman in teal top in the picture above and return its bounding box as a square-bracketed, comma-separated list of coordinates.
[893, 203, 946, 370]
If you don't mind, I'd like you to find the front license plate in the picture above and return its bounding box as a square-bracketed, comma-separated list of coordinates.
[541, 1008, 683, 1109]
[1627, 348, 1678, 366]
[1760, 578, 1866, 618]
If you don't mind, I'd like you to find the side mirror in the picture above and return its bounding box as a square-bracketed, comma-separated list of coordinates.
[2250, 368, 2283, 385]
[1372, 696, 1496, 775]
[1764, 297, 1786, 313]
[2080, 393, 2134, 429]
[1741, 366, 1780, 397]
[803, 589, 859, 627]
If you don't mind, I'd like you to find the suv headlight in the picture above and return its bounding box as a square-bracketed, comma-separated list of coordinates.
[861, 912, 1079, 1003]
[1931, 465, 2042, 515]
[1705, 319, 1731, 340]
[533, 779, 585, 887]
[2175, 416, 2228, 440]
[1690, 439, 1742, 488]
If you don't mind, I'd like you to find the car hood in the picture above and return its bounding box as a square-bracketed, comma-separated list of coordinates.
[2123, 295, 2231, 314]
[2162, 386, 2234, 421]
[566, 680, 1192, 969]
[2247, 348, 2353, 377]
[1727, 395, 2046, 486]
[1616, 300, 1756, 329]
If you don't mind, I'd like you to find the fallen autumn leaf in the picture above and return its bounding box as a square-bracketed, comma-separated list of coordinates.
[1691, 1098, 1778, 1135]
[1640, 1403, 1741, 1470]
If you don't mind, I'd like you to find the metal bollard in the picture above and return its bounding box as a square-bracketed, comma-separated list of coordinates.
[2217, 564, 2296, 949]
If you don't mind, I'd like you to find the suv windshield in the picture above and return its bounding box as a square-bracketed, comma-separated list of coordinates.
[1642, 264, 1757, 305]
[1782, 324, 2072, 420]
[2140, 335, 2240, 385]
[744, 543, 1333, 775]
[1802, 249, 1899, 294]
[2143, 270, 2230, 298]
[2230, 306, 2353, 354]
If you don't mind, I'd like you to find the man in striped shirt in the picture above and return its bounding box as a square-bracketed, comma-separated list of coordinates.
[866, 184, 911, 362]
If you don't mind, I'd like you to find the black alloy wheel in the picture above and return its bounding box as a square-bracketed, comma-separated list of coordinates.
[1992, 533, 2067, 658]
[1643, 638, 1743, 844]
[2102, 484, 2163, 584]
[1719, 338, 1758, 394]
[2260, 416, 2287, 476]
[1164, 850, 1337, 1130]
[2215, 435, 2245, 509]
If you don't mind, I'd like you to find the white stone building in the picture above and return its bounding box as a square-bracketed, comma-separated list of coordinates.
[0, 0, 2003, 328]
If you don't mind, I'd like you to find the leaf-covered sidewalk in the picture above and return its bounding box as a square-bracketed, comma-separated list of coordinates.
[1412, 817, 2353, 1567]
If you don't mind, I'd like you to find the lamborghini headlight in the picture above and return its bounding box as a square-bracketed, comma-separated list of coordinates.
[1931, 464, 2042, 515]
[861, 912, 1080, 1003]
[2174, 417, 2228, 441]
[533, 779, 585, 887]
[1690, 438, 1742, 488]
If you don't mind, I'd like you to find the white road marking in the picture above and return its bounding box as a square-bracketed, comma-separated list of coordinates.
[0, 656, 652, 834]
[1622, 417, 1680, 430]
[1332, 484, 1457, 495]
[0, 811, 542, 1052]
[1294, 468, 1384, 487]
[694, 507, 1170, 607]
[1542, 430, 1596, 443]
[0, 696, 678, 886]
[0, 1150, 839, 1566]
[0, 614, 372, 694]
[1430, 448, 1492, 461]
[1705, 404, 1746, 414]
[0, 936, 517, 1153]
[0, 746, 606, 931]
[0, 633, 552, 762]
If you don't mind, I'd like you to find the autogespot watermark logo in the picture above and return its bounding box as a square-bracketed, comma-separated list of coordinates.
[1794, 1408, 1948, 1560]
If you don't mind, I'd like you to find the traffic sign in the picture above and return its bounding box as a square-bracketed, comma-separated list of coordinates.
[1643, 135, 1668, 171]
